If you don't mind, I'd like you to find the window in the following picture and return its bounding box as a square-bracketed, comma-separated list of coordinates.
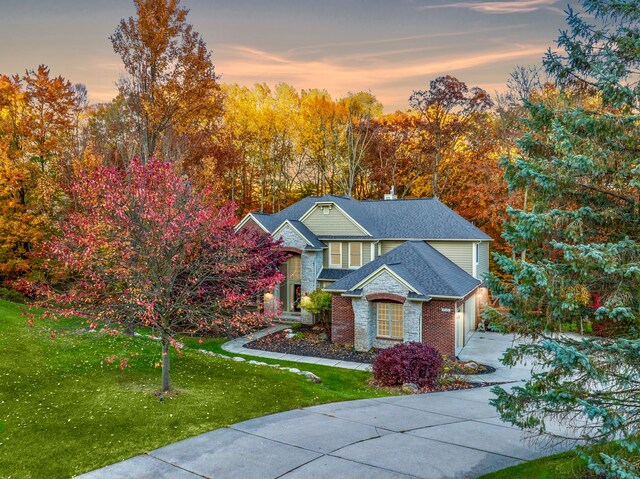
[349, 242, 362, 268]
[329, 242, 342, 267]
[288, 255, 301, 279]
[475, 243, 480, 265]
[376, 302, 404, 339]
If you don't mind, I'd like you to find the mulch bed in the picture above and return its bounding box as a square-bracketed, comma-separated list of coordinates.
[245, 327, 376, 363]
[369, 379, 507, 394]
[245, 326, 497, 375]
[447, 361, 496, 375]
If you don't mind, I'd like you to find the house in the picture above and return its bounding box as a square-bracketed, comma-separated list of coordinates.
[236, 195, 491, 356]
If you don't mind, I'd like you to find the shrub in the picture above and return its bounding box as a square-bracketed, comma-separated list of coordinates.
[0, 287, 25, 304]
[372, 342, 443, 389]
[300, 289, 332, 329]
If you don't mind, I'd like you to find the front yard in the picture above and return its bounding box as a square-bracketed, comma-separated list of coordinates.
[0, 300, 388, 478]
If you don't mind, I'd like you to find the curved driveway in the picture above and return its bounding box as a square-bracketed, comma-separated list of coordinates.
[80, 333, 565, 479]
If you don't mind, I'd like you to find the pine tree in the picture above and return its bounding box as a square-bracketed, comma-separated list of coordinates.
[486, 1, 640, 477]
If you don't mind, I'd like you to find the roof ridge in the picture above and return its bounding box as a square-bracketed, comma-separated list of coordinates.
[359, 197, 436, 202]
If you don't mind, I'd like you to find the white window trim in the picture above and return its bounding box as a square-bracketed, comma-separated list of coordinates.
[376, 302, 404, 340]
[348, 242, 363, 269]
[329, 242, 342, 268]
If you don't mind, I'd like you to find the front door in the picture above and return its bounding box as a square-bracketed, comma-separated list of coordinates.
[279, 254, 302, 313]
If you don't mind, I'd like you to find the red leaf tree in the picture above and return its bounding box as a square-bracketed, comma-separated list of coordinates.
[26, 159, 286, 391]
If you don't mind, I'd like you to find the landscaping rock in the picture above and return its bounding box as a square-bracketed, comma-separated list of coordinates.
[232, 357, 245, 362]
[402, 383, 419, 394]
[303, 372, 322, 383]
[466, 361, 479, 369]
[288, 368, 300, 373]
[318, 332, 328, 341]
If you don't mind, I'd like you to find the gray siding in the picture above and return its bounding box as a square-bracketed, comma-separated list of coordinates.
[302, 206, 365, 236]
[427, 241, 473, 276]
[477, 241, 490, 280]
[380, 240, 404, 254]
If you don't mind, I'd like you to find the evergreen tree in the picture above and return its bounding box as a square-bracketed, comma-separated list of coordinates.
[486, 1, 640, 477]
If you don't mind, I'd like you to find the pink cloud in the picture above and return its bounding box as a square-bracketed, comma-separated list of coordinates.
[421, 0, 560, 14]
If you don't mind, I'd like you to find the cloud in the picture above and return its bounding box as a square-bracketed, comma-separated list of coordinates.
[420, 0, 560, 14]
[285, 24, 526, 56]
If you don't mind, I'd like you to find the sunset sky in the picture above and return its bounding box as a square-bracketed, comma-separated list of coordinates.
[0, 0, 579, 111]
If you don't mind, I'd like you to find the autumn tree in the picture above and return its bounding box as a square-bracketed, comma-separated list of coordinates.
[0, 67, 79, 281]
[363, 111, 425, 198]
[84, 95, 139, 168]
[409, 76, 492, 198]
[110, 0, 221, 164]
[26, 159, 286, 392]
[487, 2, 640, 476]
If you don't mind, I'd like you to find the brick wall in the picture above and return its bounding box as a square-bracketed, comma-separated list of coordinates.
[331, 295, 354, 345]
[422, 299, 456, 357]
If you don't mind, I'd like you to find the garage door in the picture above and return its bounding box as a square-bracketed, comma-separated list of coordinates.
[464, 294, 476, 344]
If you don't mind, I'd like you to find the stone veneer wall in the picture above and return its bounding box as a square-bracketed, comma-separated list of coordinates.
[421, 299, 456, 357]
[351, 271, 422, 351]
[273, 224, 318, 324]
[331, 295, 354, 344]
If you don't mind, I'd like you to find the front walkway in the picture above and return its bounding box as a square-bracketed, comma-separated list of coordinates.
[79, 332, 567, 479]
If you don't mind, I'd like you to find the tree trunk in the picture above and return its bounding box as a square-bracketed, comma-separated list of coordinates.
[161, 334, 171, 392]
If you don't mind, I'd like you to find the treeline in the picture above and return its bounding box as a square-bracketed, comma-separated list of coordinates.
[0, 0, 542, 282]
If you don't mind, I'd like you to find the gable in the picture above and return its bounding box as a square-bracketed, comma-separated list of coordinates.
[301, 203, 370, 236]
[273, 222, 309, 251]
[353, 267, 419, 296]
[235, 214, 268, 234]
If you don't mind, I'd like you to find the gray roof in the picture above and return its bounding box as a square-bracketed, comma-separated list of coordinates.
[317, 269, 353, 281]
[326, 241, 481, 299]
[246, 195, 491, 241]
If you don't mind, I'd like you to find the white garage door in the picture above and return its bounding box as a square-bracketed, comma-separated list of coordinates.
[464, 294, 476, 344]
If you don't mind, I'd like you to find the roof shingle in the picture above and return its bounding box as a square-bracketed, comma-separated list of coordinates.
[246, 195, 491, 241]
[326, 241, 481, 299]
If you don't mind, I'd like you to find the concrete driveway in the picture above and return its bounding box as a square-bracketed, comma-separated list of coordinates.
[80, 333, 563, 479]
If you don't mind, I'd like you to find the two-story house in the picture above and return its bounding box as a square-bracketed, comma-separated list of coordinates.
[236, 195, 491, 356]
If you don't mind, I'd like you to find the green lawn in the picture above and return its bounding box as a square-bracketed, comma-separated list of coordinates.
[479, 436, 629, 479]
[478, 451, 588, 479]
[0, 300, 389, 478]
